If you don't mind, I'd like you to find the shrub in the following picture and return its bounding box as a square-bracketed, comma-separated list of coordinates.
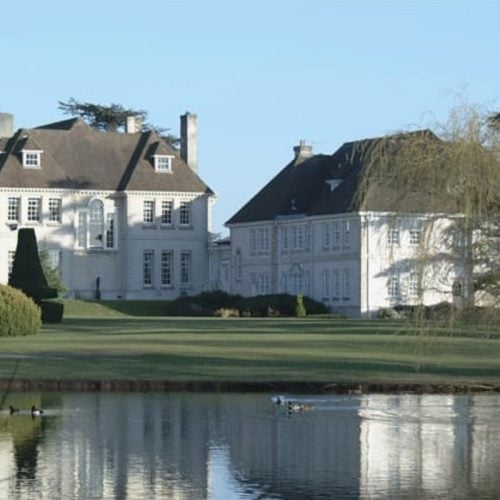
[41, 301, 65, 323]
[294, 294, 307, 317]
[9, 228, 63, 323]
[0, 285, 41, 336]
[378, 307, 405, 319]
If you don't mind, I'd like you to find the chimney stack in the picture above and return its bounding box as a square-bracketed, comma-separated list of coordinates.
[125, 115, 143, 134]
[180, 112, 198, 173]
[293, 140, 313, 164]
[0, 112, 14, 138]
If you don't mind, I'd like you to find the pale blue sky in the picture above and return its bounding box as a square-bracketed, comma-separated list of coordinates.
[1, 0, 499, 234]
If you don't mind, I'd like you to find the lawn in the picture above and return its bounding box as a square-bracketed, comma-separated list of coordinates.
[0, 301, 499, 387]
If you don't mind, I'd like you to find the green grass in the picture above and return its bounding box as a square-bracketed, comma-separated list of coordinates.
[0, 303, 499, 386]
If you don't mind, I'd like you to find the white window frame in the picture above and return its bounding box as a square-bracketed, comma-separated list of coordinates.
[322, 269, 331, 299]
[343, 220, 351, 249]
[143, 250, 154, 287]
[143, 200, 155, 225]
[388, 275, 401, 298]
[333, 221, 341, 248]
[48, 198, 62, 224]
[180, 251, 191, 286]
[27, 197, 41, 223]
[75, 198, 117, 251]
[8, 250, 16, 279]
[22, 149, 42, 168]
[332, 269, 340, 299]
[8, 197, 20, 222]
[153, 155, 174, 173]
[322, 222, 331, 250]
[388, 226, 400, 245]
[161, 250, 174, 287]
[292, 226, 304, 251]
[281, 227, 289, 252]
[179, 201, 192, 226]
[161, 200, 173, 225]
[409, 273, 420, 297]
[342, 268, 351, 299]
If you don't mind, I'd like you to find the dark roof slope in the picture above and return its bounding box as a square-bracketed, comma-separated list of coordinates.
[0, 118, 213, 194]
[226, 130, 435, 225]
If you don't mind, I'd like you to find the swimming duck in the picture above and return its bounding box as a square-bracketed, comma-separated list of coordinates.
[287, 401, 314, 413]
[271, 395, 287, 405]
[9, 405, 19, 415]
[31, 405, 44, 417]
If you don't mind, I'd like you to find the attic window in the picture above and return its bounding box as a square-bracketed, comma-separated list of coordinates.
[22, 150, 43, 168]
[153, 155, 174, 173]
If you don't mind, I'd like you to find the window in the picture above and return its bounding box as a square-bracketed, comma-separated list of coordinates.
[105, 213, 115, 249]
[332, 269, 340, 298]
[154, 155, 174, 172]
[22, 150, 42, 168]
[89, 199, 104, 248]
[8, 250, 15, 279]
[409, 273, 420, 297]
[161, 250, 173, 286]
[27, 197, 41, 222]
[322, 269, 331, 299]
[343, 220, 351, 249]
[388, 276, 400, 298]
[322, 223, 331, 250]
[48, 198, 62, 223]
[333, 221, 341, 248]
[257, 273, 270, 295]
[305, 224, 312, 251]
[143, 250, 154, 287]
[143, 200, 155, 224]
[161, 200, 173, 225]
[76, 199, 116, 250]
[180, 251, 191, 286]
[259, 228, 270, 253]
[409, 228, 421, 245]
[343, 269, 351, 299]
[292, 226, 303, 250]
[8, 197, 20, 222]
[281, 227, 289, 252]
[250, 229, 257, 254]
[179, 201, 191, 226]
[388, 226, 400, 245]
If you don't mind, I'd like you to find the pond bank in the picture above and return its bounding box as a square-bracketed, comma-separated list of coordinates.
[1, 379, 499, 394]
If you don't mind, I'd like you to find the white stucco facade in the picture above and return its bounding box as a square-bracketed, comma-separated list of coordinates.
[222, 212, 467, 318]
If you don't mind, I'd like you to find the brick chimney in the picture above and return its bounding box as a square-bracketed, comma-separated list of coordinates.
[125, 115, 143, 134]
[293, 140, 313, 164]
[0, 112, 14, 138]
[180, 112, 198, 173]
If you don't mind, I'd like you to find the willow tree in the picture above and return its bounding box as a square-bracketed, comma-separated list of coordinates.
[356, 103, 500, 327]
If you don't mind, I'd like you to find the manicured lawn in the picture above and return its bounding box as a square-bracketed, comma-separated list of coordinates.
[0, 309, 499, 386]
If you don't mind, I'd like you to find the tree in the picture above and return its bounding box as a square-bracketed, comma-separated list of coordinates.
[356, 102, 500, 324]
[58, 98, 180, 147]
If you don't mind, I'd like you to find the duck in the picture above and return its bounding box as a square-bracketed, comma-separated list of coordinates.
[287, 401, 314, 413]
[9, 405, 19, 415]
[271, 395, 287, 405]
[31, 405, 44, 417]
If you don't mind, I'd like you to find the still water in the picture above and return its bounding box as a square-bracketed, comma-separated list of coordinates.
[0, 392, 499, 499]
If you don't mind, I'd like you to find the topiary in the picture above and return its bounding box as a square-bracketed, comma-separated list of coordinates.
[8, 228, 63, 323]
[0, 285, 41, 336]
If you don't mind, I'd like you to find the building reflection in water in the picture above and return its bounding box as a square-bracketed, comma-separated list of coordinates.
[0, 393, 499, 499]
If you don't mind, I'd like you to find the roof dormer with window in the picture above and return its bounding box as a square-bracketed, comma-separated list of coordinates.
[153, 154, 174, 173]
[22, 149, 43, 169]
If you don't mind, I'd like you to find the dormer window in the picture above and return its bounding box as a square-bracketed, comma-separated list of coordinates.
[153, 155, 174, 173]
[22, 150, 43, 168]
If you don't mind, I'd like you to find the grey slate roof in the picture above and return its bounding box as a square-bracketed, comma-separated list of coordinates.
[0, 118, 213, 194]
[226, 131, 434, 225]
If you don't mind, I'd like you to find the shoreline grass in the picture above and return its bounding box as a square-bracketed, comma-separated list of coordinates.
[0, 303, 499, 389]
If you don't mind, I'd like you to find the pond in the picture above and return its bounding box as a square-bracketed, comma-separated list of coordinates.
[0, 392, 499, 499]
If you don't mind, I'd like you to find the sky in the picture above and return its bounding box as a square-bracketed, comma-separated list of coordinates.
[1, 0, 499, 235]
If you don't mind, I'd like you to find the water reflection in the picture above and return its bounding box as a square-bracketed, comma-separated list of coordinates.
[0, 393, 499, 499]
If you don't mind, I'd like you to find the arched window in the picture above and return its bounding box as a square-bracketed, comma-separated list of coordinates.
[76, 198, 116, 250]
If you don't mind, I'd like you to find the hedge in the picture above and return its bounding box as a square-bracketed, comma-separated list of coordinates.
[0, 285, 41, 336]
